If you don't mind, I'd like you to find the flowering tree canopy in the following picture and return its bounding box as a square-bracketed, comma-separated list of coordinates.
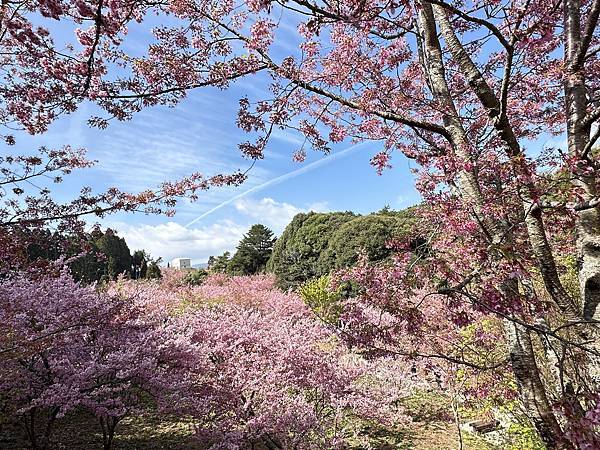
[1, 271, 420, 449]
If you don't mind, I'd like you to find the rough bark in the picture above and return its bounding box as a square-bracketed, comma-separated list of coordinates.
[503, 319, 566, 449]
[579, 211, 600, 320]
[417, 2, 501, 239]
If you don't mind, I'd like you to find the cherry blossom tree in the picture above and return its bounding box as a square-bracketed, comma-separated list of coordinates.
[4, 0, 600, 446]
[0, 269, 226, 449]
[160, 274, 409, 448]
[0, 146, 245, 228]
[125, 272, 421, 448]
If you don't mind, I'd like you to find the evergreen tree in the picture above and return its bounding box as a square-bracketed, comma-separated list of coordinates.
[69, 243, 106, 284]
[267, 212, 356, 288]
[319, 210, 416, 271]
[209, 251, 231, 274]
[132, 250, 149, 279]
[13, 225, 150, 284]
[94, 229, 133, 281]
[183, 268, 209, 285]
[228, 224, 276, 275]
[267, 209, 418, 289]
[146, 257, 162, 279]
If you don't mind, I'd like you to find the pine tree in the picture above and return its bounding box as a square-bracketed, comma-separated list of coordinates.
[228, 224, 276, 275]
[146, 257, 162, 279]
[208, 251, 231, 274]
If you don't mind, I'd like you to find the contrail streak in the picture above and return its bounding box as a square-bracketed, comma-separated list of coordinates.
[184, 142, 368, 228]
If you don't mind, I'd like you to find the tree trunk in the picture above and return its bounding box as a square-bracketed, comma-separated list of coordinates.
[562, 0, 600, 322]
[418, 2, 568, 445]
[578, 208, 600, 320]
[503, 320, 566, 449]
[433, 2, 581, 322]
[99, 415, 120, 450]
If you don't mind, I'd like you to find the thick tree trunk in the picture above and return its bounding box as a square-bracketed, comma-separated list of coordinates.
[418, 2, 567, 444]
[577, 207, 600, 384]
[579, 208, 600, 320]
[524, 205, 581, 321]
[503, 320, 566, 449]
[562, 0, 600, 321]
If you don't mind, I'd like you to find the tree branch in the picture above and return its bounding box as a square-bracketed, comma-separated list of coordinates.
[575, 0, 600, 69]
[210, 13, 453, 140]
[427, 0, 511, 51]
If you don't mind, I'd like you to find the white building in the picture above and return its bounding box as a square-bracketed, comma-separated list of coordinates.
[170, 258, 191, 270]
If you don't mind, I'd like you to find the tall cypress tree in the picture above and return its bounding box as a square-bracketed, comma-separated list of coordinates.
[95, 229, 133, 280]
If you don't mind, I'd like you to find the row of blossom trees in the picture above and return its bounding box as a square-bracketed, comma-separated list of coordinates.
[1, 270, 422, 449]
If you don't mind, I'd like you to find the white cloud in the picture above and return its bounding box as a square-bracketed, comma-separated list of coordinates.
[108, 220, 247, 265]
[396, 195, 407, 206]
[107, 197, 329, 264]
[233, 197, 301, 233]
[184, 142, 366, 227]
[233, 197, 328, 233]
[306, 201, 329, 212]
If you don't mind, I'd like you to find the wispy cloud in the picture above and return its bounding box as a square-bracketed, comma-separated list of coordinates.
[185, 142, 368, 227]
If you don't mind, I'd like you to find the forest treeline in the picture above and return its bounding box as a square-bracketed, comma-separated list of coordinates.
[14, 206, 417, 288]
[15, 226, 161, 283]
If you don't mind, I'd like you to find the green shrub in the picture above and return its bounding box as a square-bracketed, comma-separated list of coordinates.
[319, 212, 415, 272]
[497, 403, 546, 450]
[183, 269, 208, 286]
[299, 275, 343, 324]
[267, 212, 356, 289]
[267, 208, 418, 290]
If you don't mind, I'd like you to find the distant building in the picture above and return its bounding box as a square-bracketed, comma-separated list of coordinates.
[171, 258, 191, 270]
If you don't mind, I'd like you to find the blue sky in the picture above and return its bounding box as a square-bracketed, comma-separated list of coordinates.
[0, 8, 427, 264]
[5, 78, 421, 264]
